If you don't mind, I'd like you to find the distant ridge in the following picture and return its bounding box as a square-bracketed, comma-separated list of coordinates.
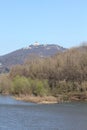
[0, 43, 66, 73]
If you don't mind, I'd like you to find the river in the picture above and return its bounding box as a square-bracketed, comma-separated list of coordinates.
[0, 95, 87, 130]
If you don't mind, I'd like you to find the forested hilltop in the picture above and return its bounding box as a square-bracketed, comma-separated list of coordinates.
[0, 45, 87, 103]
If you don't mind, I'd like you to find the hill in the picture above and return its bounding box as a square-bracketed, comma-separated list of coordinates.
[0, 43, 66, 73]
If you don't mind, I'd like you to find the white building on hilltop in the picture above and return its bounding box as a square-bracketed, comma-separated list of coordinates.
[33, 41, 40, 46]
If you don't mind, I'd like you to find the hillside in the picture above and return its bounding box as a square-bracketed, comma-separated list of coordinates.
[0, 43, 66, 73]
[0, 45, 87, 102]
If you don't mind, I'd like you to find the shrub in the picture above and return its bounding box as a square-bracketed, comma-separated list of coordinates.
[11, 75, 31, 95]
[32, 79, 48, 96]
[0, 74, 13, 94]
[81, 81, 87, 91]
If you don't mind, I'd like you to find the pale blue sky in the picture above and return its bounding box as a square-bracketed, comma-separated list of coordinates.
[0, 0, 87, 55]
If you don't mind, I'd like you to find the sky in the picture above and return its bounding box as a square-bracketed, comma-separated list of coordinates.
[0, 0, 87, 55]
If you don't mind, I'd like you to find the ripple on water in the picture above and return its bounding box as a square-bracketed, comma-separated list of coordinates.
[0, 96, 87, 130]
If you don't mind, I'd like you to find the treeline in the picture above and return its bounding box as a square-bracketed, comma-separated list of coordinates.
[0, 46, 87, 100]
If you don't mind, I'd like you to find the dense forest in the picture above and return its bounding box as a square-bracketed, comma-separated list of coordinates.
[0, 45, 87, 102]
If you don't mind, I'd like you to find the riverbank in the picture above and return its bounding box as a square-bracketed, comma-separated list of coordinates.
[14, 95, 59, 104]
[1, 91, 87, 104]
[13, 92, 87, 104]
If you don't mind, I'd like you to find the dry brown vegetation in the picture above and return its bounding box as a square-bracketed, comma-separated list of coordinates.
[0, 45, 87, 102]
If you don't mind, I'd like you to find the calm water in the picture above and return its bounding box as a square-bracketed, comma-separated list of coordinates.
[0, 96, 87, 130]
